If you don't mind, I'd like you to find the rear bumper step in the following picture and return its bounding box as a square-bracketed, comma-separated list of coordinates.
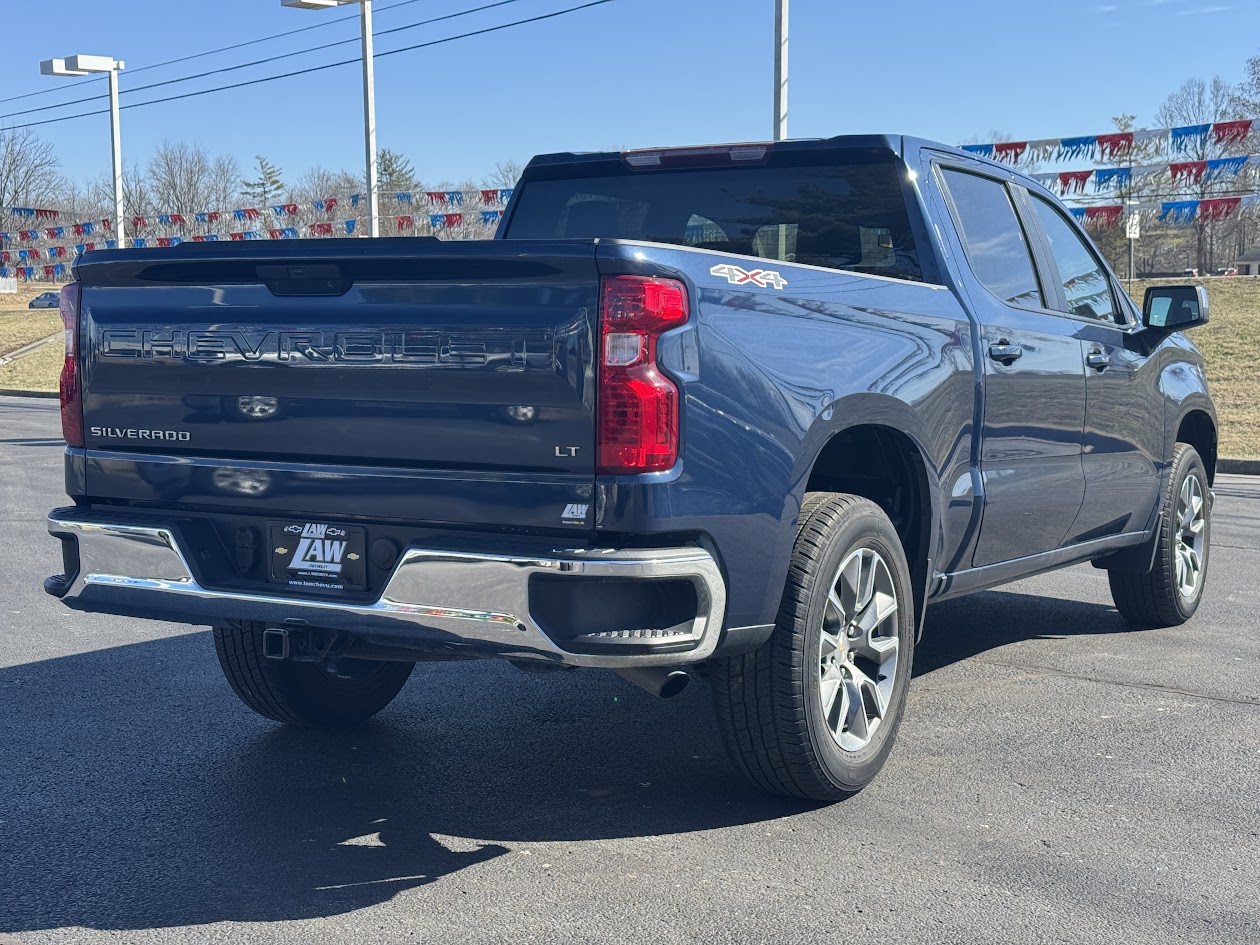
[46, 512, 726, 669]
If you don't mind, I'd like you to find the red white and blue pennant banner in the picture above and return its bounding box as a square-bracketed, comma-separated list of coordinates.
[2, 189, 513, 250]
[961, 120, 1256, 164]
[1064, 194, 1260, 228]
[1031, 155, 1258, 194]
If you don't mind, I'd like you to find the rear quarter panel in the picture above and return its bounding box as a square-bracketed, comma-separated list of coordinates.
[593, 241, 977, 628]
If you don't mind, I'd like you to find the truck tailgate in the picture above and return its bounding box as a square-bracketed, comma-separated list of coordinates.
[74, 239, 599, 530]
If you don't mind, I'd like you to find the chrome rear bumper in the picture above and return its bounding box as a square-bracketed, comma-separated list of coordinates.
[46, 512, 726, 668]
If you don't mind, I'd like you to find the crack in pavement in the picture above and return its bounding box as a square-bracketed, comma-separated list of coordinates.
[968, 655, 1260, 707]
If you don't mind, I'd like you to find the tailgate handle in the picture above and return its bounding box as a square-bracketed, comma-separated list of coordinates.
[257, 264, 351, 297]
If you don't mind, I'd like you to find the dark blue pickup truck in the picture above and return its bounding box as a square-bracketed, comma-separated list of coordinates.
[45, 135, 1216, 801]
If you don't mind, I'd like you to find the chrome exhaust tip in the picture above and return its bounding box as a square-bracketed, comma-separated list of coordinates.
[614, 666, 691, 700]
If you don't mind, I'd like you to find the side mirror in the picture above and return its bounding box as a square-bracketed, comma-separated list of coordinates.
[1142, 284, 1209, 331]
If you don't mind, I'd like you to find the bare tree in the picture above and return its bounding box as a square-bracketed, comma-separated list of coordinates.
[83, 160, 154, 224]
[147, 140, 215, 217]
[1153, 77, 1245, 273]
[1154, 76, 1239, 144]
[289, 165, 361, 204]
[1233, 54, 1260, 117]
[0, 127, 63, 209]
[207, 154, 241, 214]
[484, 159, 523, 189]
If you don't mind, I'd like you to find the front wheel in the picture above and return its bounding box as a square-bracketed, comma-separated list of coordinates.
[213, 620, 415, 727]
[1109, 444, 1211, 627]
[711, 493, 916, 801]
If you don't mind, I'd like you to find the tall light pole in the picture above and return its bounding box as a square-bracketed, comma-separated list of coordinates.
[41, 55, 126, 249]
[283, 0, 379, 237]
[773, 0, 788, 141]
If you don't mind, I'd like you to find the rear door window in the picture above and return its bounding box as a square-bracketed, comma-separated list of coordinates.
[506, 157, 923, 282]
[1028, 196, 1119, 323]
[939, 168, 1044, 310]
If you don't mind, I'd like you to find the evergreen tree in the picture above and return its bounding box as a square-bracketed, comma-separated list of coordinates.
[377, 148, 417, 193]
[240, 155, 285, 205]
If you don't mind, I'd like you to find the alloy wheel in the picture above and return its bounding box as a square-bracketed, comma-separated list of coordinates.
[818, 547, 900, 752]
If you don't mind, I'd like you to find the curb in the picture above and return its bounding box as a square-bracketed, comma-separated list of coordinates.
[1219, 458, 1260, 475]
[0, 388, 57, 399]
[0, 333, 59, 364]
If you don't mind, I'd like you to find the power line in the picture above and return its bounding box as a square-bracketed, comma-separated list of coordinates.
[0, 0, 428, 108]
[0, 0, 529, 122]
[3, 0, 615, 133]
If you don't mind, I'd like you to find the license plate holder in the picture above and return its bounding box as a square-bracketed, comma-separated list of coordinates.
[268, 520, 367, 593]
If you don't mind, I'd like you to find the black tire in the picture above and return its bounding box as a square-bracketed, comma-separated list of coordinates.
[1109, 444, 1211, 627]
[711, 493, 916, 802]
[213, 620, 415, 727]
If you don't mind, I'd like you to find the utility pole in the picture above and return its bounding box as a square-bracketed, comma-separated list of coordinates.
[283, 0, 379, 237]
[359, 0, 379, 237]
[773, 0, 788, 141]
[107, 65, 125, 249]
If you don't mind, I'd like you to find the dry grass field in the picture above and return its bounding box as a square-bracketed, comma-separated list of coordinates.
[1, 279, 1257, 456]
[0, 335, 60, 392]
[1129, 278, 1259, 458]
[0, 307, 60, 360]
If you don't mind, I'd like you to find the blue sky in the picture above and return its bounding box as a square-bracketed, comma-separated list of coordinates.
[4, 0, 1259, 192]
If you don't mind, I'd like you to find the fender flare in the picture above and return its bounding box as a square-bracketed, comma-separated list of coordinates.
[786, 392, 948, 636]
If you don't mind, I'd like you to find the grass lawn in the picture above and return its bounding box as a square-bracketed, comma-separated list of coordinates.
[0, 281, 1255, 457]
[1128, 279, 1259, 459]
[0, 307, 61, 360]
[0, 335, 60, 392]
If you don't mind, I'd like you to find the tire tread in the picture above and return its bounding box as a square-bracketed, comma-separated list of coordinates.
[1109, 444, 1207, 628]
[712, 493, 906, 800]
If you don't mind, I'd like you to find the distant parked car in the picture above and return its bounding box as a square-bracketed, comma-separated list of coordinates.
[28, 291, 60, 309]
[1212, 267, 1237, 277]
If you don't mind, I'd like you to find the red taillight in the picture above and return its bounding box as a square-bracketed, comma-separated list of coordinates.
[597, 275, 688, 474]
[59, 282, 83, 448]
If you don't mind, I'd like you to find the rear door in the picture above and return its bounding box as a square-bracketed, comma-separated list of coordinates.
[1022, 195, 1162, 541]
[935, 165, 1087, 568]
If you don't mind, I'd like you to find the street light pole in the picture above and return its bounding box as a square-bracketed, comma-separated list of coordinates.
[107, 66, 125, 249]
[283, 0, 379, 237]
[360, 0, 379, 237]
[773, 0, 788, 141]
[40, 55, 126, 249]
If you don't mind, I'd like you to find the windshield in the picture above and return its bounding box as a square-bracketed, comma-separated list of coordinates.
[505, 155, 923, 282]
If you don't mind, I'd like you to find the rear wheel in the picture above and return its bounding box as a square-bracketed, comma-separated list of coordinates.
[1109, 444, 1211, 627]
[711, 493, 915, 801]
[213, 620, 414, 727]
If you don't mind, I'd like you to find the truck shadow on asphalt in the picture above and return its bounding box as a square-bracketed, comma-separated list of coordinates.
[0, 588, 1131, 934]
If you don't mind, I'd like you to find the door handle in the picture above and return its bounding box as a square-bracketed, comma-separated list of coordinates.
[988, 342, 1023, 364]
[1086, 351, 1112, 370]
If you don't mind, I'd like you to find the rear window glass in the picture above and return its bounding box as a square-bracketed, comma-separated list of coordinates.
[939, 168, 1043, 310]
[505, 158, 923, 282]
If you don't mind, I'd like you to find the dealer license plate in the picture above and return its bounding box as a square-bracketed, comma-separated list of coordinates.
[268, 520, 367, 593]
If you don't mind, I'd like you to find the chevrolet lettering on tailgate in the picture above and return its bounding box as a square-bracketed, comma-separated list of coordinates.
[99, 328, 554, 366]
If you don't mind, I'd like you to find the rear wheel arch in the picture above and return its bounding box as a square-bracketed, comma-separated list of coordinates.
[801, 422, 936, 635]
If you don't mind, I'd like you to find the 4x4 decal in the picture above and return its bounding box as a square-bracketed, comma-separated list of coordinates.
[710, 263, 788, 290]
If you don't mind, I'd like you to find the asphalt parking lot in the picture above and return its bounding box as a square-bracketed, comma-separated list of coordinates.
[1, 394, 1257, 945]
